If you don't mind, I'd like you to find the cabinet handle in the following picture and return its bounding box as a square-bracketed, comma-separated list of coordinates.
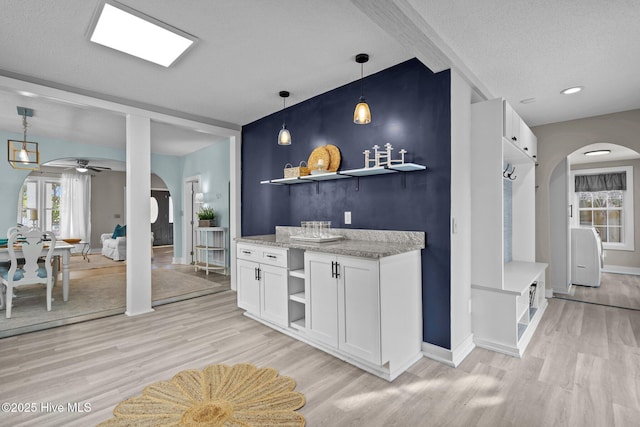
[257, 267, 261, 281]
[254, 267, 258, 281]
[335, 262, 340, 279]
[242, 250, 252, 255]
[524, 147, 528, 151]
[266, 254, 277, 259]
[331, 261, 335, 278]
[512, 136, 517, 141]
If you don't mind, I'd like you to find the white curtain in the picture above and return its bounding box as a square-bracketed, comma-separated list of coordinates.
[60, 173, 91, 242]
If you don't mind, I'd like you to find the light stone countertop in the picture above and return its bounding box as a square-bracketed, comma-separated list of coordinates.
[236, 227, 425, 259]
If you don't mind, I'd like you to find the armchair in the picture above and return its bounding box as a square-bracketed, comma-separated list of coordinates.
[101, 231, 155, 261]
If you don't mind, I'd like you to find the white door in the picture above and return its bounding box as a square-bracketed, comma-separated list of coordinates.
[305, 252, 338, 347]
[237, 259, 260, 316]
[260, 264, 288, 328]
[549, 158, 572, 293]
[337, 256, 381, 364]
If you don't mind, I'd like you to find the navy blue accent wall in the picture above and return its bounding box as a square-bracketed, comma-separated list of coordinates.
[241, 58, 452, 349]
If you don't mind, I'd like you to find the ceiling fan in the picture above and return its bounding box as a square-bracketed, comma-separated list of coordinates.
[72, 159, 112, 173]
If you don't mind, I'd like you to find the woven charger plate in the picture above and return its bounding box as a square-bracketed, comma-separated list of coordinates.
[324, 144, 341, 172]
[307, 146, 331, 171]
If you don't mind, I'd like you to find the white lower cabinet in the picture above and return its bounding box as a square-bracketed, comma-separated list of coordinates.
[237, 244, 294, 329]
[236, 242, 422, 381]
[305, 252, 380, 364]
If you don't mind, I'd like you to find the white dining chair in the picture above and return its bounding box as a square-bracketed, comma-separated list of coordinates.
[1, 227, 56, 318]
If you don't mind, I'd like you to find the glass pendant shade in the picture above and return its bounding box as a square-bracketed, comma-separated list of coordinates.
[277, 91, 291, 145]
[353, 53, 371, 125]
[8, 107, 39, 170]
[353, 97, 372, 124]
[8, 140, 40, 170]
[278, 124, 291, 145]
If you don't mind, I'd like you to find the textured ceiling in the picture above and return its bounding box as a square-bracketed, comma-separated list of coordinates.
[1, 0, 639, 156]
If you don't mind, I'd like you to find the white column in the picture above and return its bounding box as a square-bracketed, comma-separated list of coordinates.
[125, 114, 153, 316]
[229, 131, 242, 291]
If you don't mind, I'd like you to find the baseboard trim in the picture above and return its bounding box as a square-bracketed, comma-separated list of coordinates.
[422, 334, 475, 368]
[602, 265, 640, 276]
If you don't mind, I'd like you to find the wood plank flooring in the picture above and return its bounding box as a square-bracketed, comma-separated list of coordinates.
[556, 272, 640, 310]
[2, 293, 640, 426]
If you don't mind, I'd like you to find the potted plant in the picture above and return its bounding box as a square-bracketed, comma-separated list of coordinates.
[197, 207, 216, 227]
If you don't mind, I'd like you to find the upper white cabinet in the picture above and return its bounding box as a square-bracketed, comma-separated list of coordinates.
[471, 98, 547, 357]
[502, 100, 537, 162]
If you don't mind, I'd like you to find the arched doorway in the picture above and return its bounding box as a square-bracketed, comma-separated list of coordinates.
[548, 143, 640, 309]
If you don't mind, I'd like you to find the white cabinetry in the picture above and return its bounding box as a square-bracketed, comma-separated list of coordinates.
[502, 100, 537, 162]
[305, 252, 380, 364]
[236, 241, 422, 381]
[471, 98, 547, 357]
[236, 243, 303, 328]
[195, 227, 227, 275]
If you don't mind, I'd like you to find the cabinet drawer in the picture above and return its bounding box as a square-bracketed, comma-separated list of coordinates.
[260, 247, 288, 268]
[237, 244, 262, 262]
[237, 243, 288, 268]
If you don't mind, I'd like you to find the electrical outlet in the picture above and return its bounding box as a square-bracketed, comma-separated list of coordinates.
[344, 211, 351, 225]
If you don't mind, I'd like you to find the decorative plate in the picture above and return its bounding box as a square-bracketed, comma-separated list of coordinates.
[307, 146, 331, 171]
[324, 144, 341, 172]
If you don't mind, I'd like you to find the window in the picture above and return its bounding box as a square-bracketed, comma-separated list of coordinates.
[17, 177, 62, 235]
[572, 166, 634, 251]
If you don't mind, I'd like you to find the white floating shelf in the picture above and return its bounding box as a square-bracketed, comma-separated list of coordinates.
[301, 172, 350, 181]
[261, 163, 426, 185]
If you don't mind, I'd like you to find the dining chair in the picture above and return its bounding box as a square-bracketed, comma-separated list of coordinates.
[1, 227, 56, 318]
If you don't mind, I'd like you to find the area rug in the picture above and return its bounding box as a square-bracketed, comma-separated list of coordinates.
[68, 253, 125, 270]
[98, 363, 306, 426]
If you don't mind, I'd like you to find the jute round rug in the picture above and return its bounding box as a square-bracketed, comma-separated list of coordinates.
[98, 363, 306, 426]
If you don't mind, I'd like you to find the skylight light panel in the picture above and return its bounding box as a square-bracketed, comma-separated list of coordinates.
[89, 1, 196, 67]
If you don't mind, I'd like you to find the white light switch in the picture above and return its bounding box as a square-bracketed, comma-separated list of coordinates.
[344, 211, 351, 224]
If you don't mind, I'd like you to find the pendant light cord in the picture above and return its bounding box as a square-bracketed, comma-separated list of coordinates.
[360, 62, 364, 99]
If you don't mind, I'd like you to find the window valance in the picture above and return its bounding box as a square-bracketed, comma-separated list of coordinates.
[575, 172, 626, 192]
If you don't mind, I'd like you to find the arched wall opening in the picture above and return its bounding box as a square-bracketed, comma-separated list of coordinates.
[534, 109, 640, 295]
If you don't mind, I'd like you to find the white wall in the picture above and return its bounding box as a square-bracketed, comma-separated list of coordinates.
[534, 109, 640, 277]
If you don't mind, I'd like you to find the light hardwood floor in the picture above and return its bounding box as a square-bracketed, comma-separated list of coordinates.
[555, 272, 640, 311]
[1, 292, 640, 426]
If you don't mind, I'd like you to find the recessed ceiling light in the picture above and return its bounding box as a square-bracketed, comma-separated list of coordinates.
[584, 149, 611, 156]
[561, 86, 584, 95]
[520, 98, 536, 104]
[88, 0, 197, 67]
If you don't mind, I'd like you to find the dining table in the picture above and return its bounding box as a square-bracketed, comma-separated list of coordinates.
[0, 241, 74, 302]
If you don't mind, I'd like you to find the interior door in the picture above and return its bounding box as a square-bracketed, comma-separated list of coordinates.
[151, 190, 173, 246]
[549, 158, 572, 293]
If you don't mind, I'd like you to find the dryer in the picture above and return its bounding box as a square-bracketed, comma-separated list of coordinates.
[571, 227, 603, 287]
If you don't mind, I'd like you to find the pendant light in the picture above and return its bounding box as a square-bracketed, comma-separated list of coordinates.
[8, 107, 40, 170]
[278, 91, 292, 145]
[353, 53, 371, 125]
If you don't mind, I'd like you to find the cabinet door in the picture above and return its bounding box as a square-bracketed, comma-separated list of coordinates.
[260, 264, 289, 328]
[529, 132, 538, 161]
[337, 257, 381, 364]
[237, 259, 260, 316]
[305, 252, 338, 347]
[503, 101, 521, 148]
